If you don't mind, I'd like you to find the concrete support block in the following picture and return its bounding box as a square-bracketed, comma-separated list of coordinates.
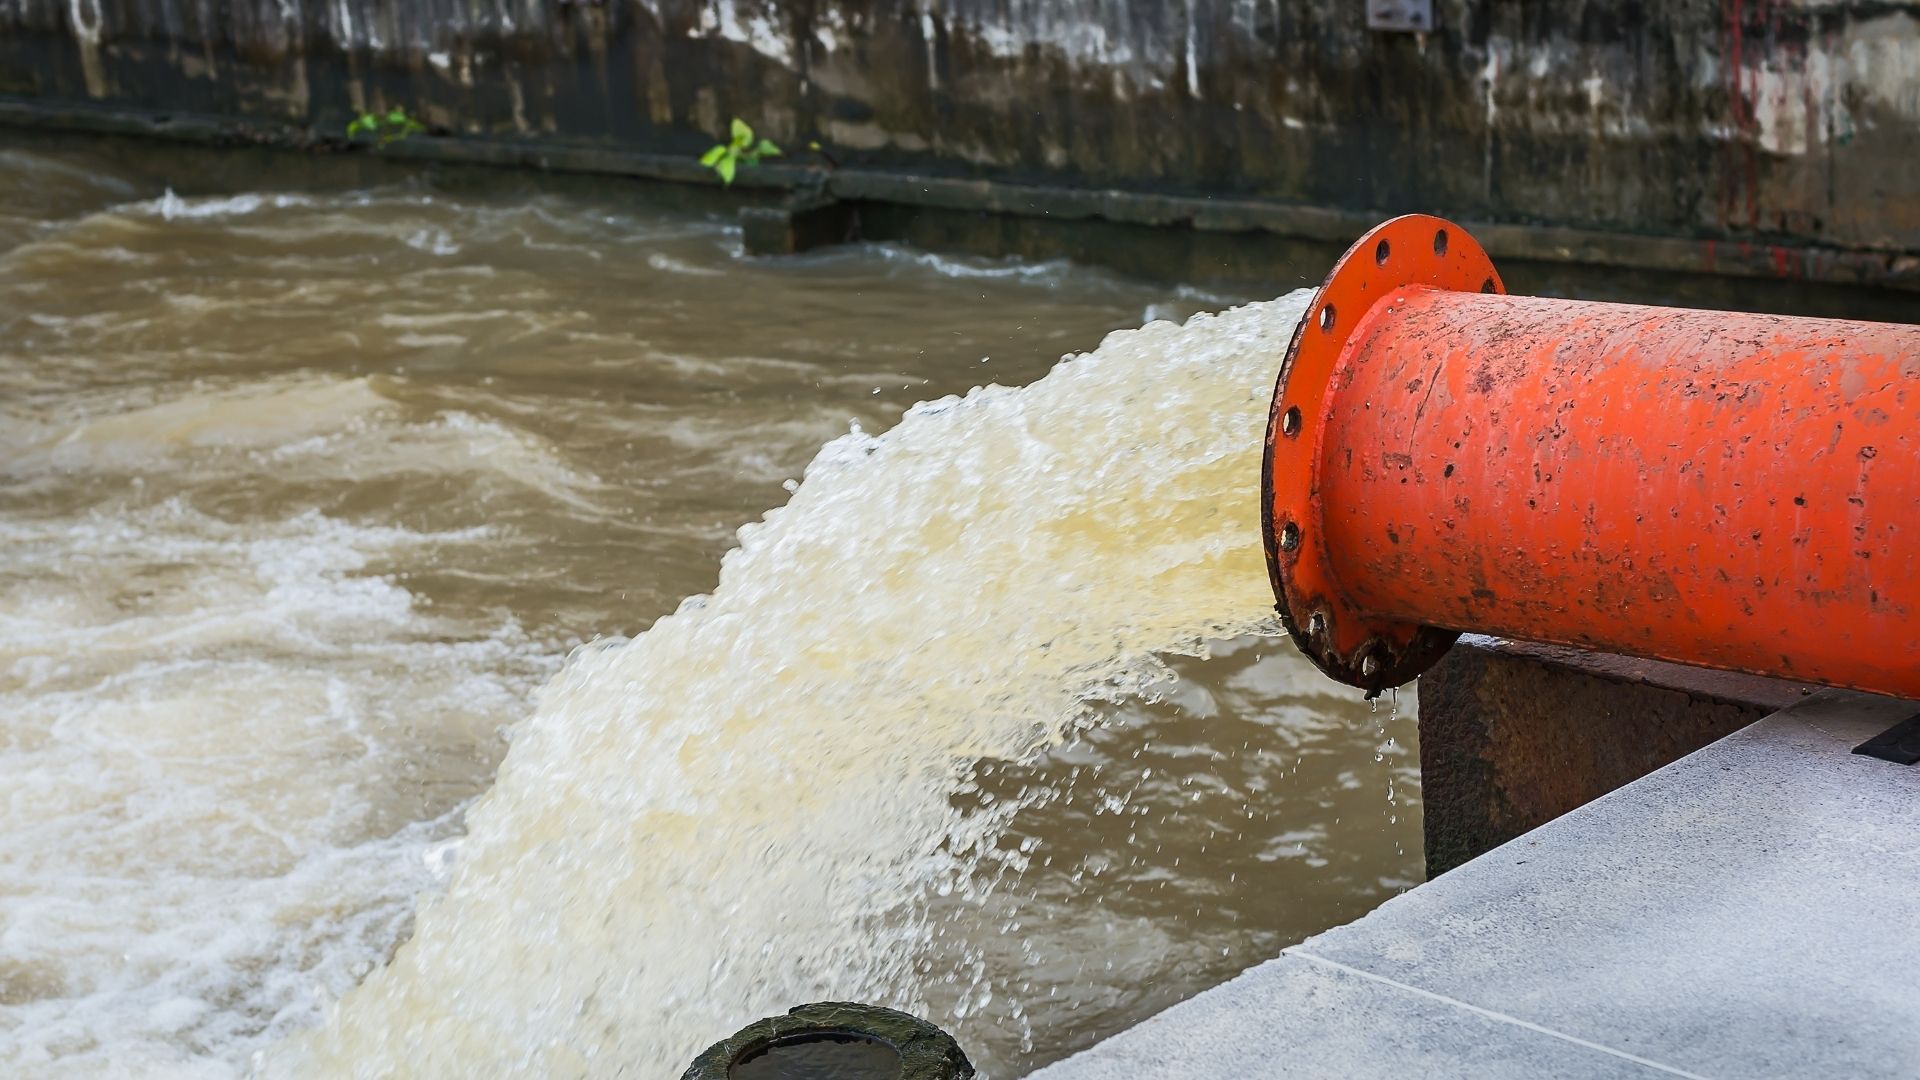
[1416, 636, 1808, 877]
[739, 192, 858, 256]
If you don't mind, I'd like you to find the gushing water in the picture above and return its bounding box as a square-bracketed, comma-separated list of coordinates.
[4, 143, 1418, 1080]
[262, 291, 1314, 1077]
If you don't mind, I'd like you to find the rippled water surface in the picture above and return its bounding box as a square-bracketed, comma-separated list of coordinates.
[0, 141, 1419, 1078]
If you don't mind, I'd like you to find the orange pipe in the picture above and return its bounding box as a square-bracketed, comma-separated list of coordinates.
[1262, 215, 1920, 697]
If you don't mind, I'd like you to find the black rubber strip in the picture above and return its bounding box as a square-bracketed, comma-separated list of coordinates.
[1852, 712, 1920, 765]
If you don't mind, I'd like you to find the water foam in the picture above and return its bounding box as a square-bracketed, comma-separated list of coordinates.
[264, 291, 1311, 1078]
[0, 501, 553, 1079]
[146, 189, 319, 222]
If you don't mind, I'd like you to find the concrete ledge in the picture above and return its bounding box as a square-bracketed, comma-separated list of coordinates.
[739, 192, 860, 256]
[1033, 690, 1920, 1079]
[4, 96, 1918, 301]
[1024, 952, 1664, 1078]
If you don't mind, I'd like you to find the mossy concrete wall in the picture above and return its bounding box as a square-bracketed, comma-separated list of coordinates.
[2, 0, 1917, 288]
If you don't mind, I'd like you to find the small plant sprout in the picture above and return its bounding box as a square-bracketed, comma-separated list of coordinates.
[699, 118, 781, 186]
[346, 107, 427, 146]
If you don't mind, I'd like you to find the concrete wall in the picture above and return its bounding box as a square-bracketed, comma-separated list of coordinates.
[2, 0, 1917, 285]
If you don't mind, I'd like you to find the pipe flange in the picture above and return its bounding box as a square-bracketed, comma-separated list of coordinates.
[1261, 214, 1505, 695]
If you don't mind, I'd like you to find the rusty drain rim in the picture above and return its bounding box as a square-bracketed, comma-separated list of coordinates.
[1260, 214, 1506, 695]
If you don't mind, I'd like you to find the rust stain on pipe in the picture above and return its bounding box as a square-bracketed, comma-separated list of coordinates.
[1264, 214, 1920, 698]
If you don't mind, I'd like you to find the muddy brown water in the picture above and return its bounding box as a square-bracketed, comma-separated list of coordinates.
[0, 140, 1419, 1078]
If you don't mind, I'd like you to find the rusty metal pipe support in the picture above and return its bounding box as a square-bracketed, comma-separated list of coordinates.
[1263, 215, 1920, 699]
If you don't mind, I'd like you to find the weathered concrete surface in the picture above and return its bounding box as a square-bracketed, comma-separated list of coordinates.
[1418, 635, 1809, 877]
[1031, 689, 1920, 1079]
[1030, 952, 1669, 1078]
[1, 0, 1917, 289]
[739, 189, 860, 254]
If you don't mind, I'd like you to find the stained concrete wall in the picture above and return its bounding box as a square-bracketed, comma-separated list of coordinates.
[2, 0, 1917, 283]
[1416, 637, 1806, 877]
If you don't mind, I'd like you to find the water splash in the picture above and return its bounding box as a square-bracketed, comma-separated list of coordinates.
[264, 291, 1312, 1077]
[0, 502, 550, 1078]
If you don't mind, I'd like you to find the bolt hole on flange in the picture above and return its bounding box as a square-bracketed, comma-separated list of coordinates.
[1374, 239, 1391, 265]
[1433, 228, 1449, 256]
[1279, 520, 1301, 552]
[1360, 652, 1380, 678]
[1280, 405, 1302, 438]
[1308, 611, 1328, 637]
[1319, 304, 1336, 332]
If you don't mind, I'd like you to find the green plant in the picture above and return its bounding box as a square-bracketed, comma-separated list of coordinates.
[346, 107, 427, 146]
[699, 118, 781, 185]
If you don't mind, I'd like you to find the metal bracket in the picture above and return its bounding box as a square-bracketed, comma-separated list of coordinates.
[1367, 0, 1434, 32]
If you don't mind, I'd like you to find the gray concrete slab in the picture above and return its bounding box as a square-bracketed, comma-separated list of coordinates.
[1025, 952, 1673, 1079]
[1032, 690, 1920, 1080]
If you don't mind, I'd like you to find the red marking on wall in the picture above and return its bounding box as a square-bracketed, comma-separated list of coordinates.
[1721, 0, 1745, 231]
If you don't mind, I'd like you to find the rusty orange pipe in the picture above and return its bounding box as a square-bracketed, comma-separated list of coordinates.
[1263, 215, 1920, 698]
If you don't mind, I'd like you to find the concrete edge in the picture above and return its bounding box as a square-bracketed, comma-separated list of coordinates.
[1032, 689, 1920, 1080]
[4, 95, 1917, 294]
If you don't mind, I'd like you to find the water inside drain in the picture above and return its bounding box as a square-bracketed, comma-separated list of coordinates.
[730, 1032, 904, 1080]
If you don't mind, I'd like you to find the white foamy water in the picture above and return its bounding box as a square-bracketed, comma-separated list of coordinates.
[263, 291, 1313, 1078]
[0, 501, 550, 1077]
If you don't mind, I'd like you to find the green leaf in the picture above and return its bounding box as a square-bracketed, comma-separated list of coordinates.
[387, 107, 408, 124]
[729, 117, 753, 148]
[699, 145, 727, 167]
[753, 138, 782, 157]
[716, 156, 737, 185]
